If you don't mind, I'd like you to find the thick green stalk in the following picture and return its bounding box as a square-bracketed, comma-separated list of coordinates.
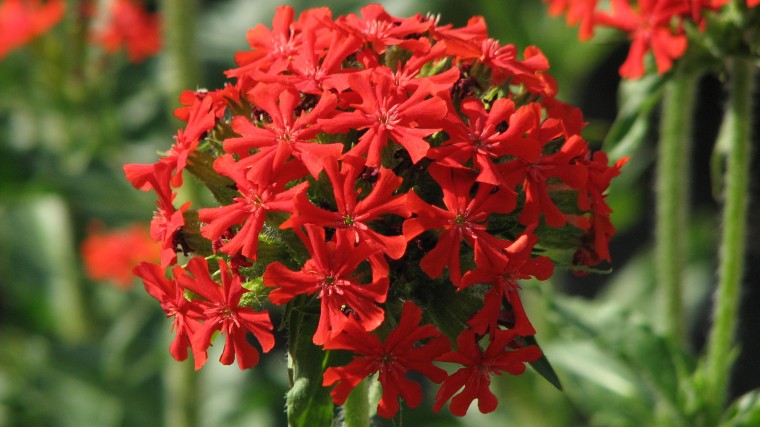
[342, 379, 370, 427]
[656, 71, 697, 347]
[159, 1, 200, 426]
[702, 57, 754, 423]
[160, 0, 200, 103]
[164, 357, 199, 427]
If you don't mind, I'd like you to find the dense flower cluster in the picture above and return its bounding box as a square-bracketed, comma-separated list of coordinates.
[0, 0, 159, 62]
[126, 4, 625, 417]
[544, 0, 760, 78]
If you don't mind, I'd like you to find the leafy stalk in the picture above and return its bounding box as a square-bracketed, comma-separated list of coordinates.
[702, 57, 754, 424]
[656, 70, 698, 347]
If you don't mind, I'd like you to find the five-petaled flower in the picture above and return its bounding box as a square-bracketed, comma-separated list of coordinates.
[323, 301, 450, 418]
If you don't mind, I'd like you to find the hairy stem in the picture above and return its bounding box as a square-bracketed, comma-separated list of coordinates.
[702, 57, 754, 423]
[656, 71, 697, 347]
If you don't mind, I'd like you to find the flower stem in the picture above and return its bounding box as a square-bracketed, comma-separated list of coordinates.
[656, 70, 697, 347]
[702, 57, 754, 423]
[164, 344, 199, 427]
[160, 0, 200, 103]
[343, 379, 370, 427]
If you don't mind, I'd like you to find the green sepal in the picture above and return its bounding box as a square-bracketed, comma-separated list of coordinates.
[185, 150, 237, 205]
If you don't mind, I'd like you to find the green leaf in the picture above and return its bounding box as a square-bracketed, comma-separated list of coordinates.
[720, 390, 760, 427]
[548, 296, 693, 424]
[523, 335, 563, 391]
[545, 340, 654, 427]
[286, 310, 334, 427]
[604, 73, 666, 162]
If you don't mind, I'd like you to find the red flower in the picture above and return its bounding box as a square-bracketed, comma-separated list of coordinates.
[337, 4, 431, 56]
[596, 0, 689, 78]
[176, 257, 275, 370]
[224, 84, 342, 178]
[123, 161, 190, 268]
[133, 262, 205, 363]
[166, 95, 217, 187]
[460, 233, 554, 337]
[285, 155, 410, 271]
[433, 329, 541, 416]
[226, 5, 307, 79]
[544, 0, 598, 40]
[263, 225, 388, 345]
[403, 164, 514, 285]
[498, 134, 589, 227]
[81, 222, 160, 288]
[323, 301, 450, 418]
[91, 0, 161, 63]
[0, 0, 64, 59]
[428, 98, 542, 186]
[318, 67, 447, 167]
[198, 154, 308, 260]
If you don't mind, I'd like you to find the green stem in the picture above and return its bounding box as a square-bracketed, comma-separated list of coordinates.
[656, 71, 697, 347]
[343, 379, 370, 427]
[160, 2, 201, 426]
[160, 0, 200, 103]
[164, 356, 199, 427]
[702, 57, 754, 424]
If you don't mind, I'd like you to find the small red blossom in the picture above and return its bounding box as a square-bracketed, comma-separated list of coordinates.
[166, 95, 217, 187]
[544, 0, 598, 40]
[498, 134, 589, 227]
[263, 225, 389, 345]
[428, 98, 542, 186]
[460, 233, 554, 337]
[318, 67, 447, 167]
[123, 161, 190, 268]
[595, 0, 689, 78]
[224, 84, 342, 177]
[91, 0, 161, 63]
[0, 0, 64, 58]
[403, 164, 514, 285]
[433, 329, 542, 416]
[285, 155, 410, 276]
[134, 262, 205, 363]
[176, 257, 275, 370]
[323, 301, 450, 418]
[81, 222, 160, 288]
[198, 154, 308, 260]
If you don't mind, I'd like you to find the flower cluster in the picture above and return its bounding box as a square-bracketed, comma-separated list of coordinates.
[0, 0, 160, 62]
[544, 0, 760, 78]
[126, 4, 625, 417]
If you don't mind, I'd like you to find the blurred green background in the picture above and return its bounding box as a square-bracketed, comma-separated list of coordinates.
[2, 1, 758, 426]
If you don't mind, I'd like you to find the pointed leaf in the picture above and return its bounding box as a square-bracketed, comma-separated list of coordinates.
[522, 335, 563, 391]
[604, 73, 666, 162]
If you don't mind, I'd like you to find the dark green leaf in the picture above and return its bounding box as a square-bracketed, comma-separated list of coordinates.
[523, 335, 563, 391]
